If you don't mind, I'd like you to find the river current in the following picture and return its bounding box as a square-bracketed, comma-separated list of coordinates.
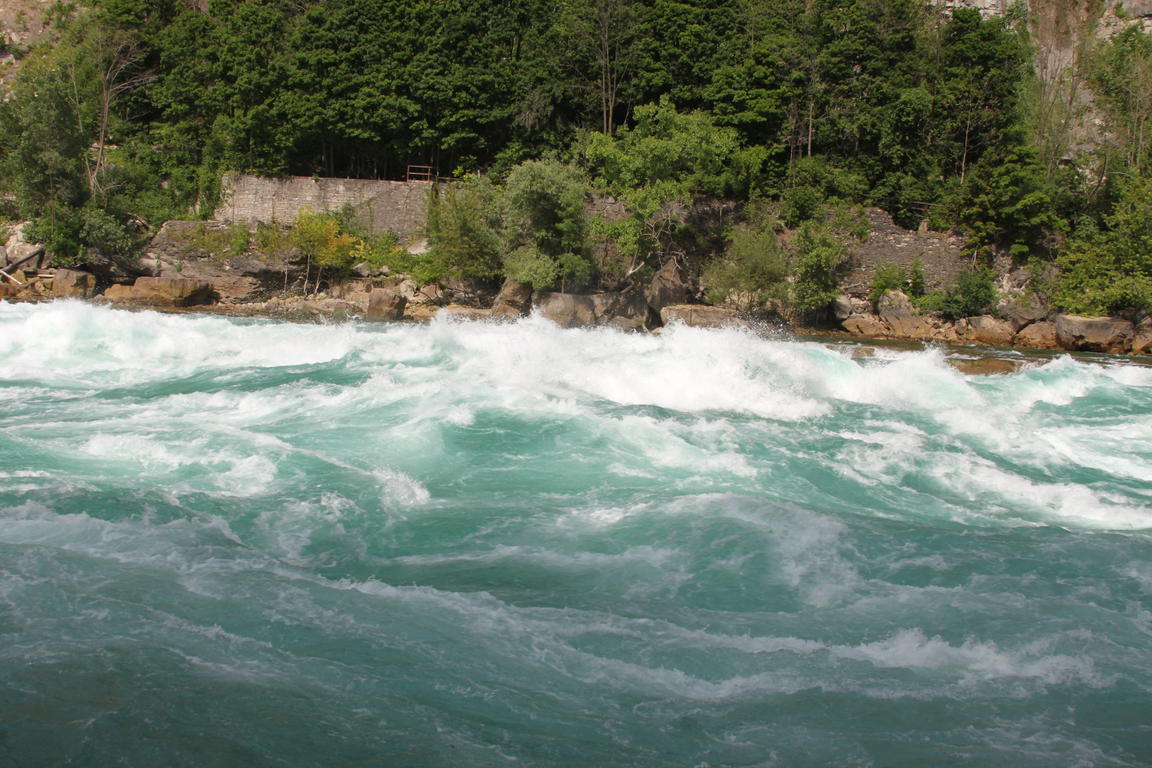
[1, 300, 1150, 766]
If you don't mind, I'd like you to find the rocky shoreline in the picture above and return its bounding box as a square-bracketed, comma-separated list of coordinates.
[3, 260, 1149, 362]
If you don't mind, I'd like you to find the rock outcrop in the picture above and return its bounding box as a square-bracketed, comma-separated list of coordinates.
[1013, 321, 1058, 349]
[104, 277, 215, 307]
[645, 260, 690, 316]
[1053, 314, 1135, 354]
[660, 304, 751, 329]
[141, 221, 286, 303]
[365, 288, 407, 322]
[51, 269, 95, 299]
[534, 289, 650, 330]
[491, 279, 533, 317]
[956, 315, 1016, 347]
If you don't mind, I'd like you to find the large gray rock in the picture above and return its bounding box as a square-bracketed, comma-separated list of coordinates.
[591, 289, 649, 327]
[491, 279, 533, 317]
[1131, 319, 1152, 356]
[877, 290, 936, 340]
[1013, 321, 1058, 349]
[1053, 314, 1135, 354]
[957, 315, 1016, 347]
[996, 293, 1049, 331]
[842, 314, 890, 337]
[105, 277, 215, 307]
[877, 290, 916, 320]
[1122, 0, 1152, 17]
[645, 259, 689, 314]
[142, 221, 280, 302]
[51, 269, 95, 299]
[3, 223, 46, 270]
[660, 304, 751, 329]
[833, 294, 868, 322]
[534, 292, 598, 328]
[365, 288, 407, 322]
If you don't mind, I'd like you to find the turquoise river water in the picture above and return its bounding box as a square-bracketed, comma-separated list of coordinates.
[1, 300, 1151, 767]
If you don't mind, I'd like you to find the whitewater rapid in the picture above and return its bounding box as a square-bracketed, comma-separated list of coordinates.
[1, 300, 1150, 766]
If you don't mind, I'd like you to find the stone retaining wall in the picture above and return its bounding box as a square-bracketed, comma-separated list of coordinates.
[213, 174, 433, 240]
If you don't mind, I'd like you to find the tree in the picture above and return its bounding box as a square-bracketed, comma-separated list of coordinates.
[503, 159, 593, 290]
[1054, 174, 1152, 319]
[561, 0, 644, 135]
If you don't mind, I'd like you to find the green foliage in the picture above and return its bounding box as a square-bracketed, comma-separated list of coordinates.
[423, 177, 505, 284]
[292, 211, 355, 270]
[908, 255, 926, 297]
[791, 222, 847, 312]
[959, 145, 1061, 258]
[921, 265, 998, 320]
[1086, 26, 1152, 174]
[781, 157, 867, 228]
[1053, 175, 1152, 319]
[869, 263, 909, 308]
[504, 160, 589, 256]
[703, 208, 789, 311]
[584, 98, 750, 200]
[502, 159, 593, 291]
[870, 256, 926, 307]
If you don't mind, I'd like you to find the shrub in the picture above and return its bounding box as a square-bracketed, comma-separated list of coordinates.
[703, 210, 789, 310]
[792, 222, 847, 312]
[869, 263, 908, 308]
[1052, 175, 1152, 319]
[923, 266, 998, 320]
[424, 176, 504, 283]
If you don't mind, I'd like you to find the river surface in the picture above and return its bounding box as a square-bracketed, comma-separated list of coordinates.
[2, 300, 1151, 767]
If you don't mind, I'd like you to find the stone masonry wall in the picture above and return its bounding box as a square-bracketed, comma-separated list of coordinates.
[213, 174, 433, 240]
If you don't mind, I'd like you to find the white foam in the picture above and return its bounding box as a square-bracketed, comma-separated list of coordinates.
[834, 628, 1106, 686]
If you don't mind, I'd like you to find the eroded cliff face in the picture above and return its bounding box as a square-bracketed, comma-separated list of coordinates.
[0, 0, 77, 92]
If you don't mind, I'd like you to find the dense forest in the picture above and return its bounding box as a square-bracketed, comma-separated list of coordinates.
[1, 0, 1150, 319]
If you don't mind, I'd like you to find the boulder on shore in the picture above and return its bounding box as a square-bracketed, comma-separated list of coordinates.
[660, 304, 750, 329]
[841, 313, 890, 337]
[1054, 314, 1134, 354]
[957, 315, 1016, 347]
[365, 288, 407, 322]
[51, 269, 95, 299]
[491, 279, 533, 318]
[645, 260, 690, 315]
[105, 276, 215, 307]
[1133, 319, 1152, 356]
[1013, 321, 1058, 349]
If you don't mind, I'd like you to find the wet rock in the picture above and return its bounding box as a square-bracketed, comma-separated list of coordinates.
[957, 315, 1016, 347]
[1053, 314, 1134, 354]
[833, 294, 867, 322]
[591, 289, 650, 328]
[660, 304, 751, 329]
[51, 269, 95, 299]
[841, 314, 890, 337]
[534, 292, 598, 328]
[996, 293, 1049, 331]
[1132, 319, 1152, 356]
[948, 357, 1024, 375]
[365, 288, 407, 322]
[491, 279, 533, 317]
[1013, 321, 1058, 349]
[105, 277, 215, 307]
[645, 260, 689, 314]
[603, 316, 647, 332]
[438, 305, 493, 322]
